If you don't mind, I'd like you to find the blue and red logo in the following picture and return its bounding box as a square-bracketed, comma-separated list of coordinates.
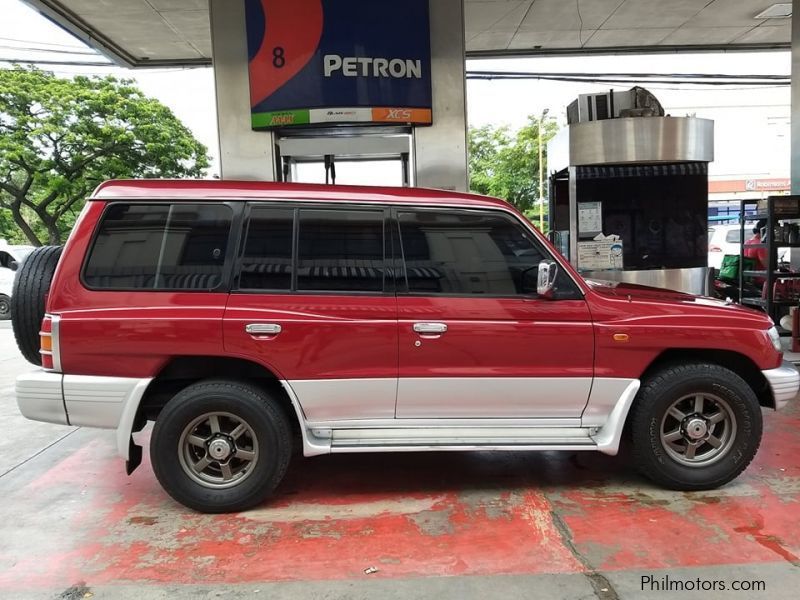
[246, 0, 432, 129]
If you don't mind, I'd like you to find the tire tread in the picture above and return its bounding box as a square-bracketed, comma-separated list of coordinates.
[150, 379, 292, 513]
[630, 362, 762, 491]
[10, 246, 63, 365]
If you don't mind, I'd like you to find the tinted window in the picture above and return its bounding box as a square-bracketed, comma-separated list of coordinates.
[399, 210, 576, 298]
[239, 207, 294, 290]
[725, 229, 741, 244]
[84, 203, 232, 290]
[297, 209, 384, 292]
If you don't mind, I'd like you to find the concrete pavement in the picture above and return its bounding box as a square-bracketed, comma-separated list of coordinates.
[0, 321, 75, 479]
[1, 320, 799, 599]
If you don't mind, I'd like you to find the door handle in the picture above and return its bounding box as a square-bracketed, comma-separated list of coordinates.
[245, 323, 282, 336]
[413, 322, 448, 335]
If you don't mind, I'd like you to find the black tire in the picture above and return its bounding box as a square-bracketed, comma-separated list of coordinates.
[630, 363, 762, 491]
[150, 379, 292, 513]
[0, 294, 10, 321]
[10, 246, 63, 365]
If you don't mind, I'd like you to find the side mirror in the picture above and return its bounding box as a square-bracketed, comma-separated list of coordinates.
[9, 260, 18, 272]
[537, 260, 558, 299]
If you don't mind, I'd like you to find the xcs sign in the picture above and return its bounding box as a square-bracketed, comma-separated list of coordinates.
[246, 0, 432, 130]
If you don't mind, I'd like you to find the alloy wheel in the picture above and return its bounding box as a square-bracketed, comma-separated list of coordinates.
[178, 411, 259, 489]
[660, 393, 737, 467]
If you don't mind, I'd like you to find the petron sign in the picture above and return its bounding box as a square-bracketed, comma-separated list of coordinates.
[245, 0, 432, 130]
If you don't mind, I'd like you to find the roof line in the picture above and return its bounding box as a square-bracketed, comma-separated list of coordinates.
[467, 42, 789, 59]
[89, 179, 504, 205]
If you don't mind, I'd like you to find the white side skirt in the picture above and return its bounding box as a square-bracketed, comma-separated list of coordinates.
[396, 377, 593, 418]
[285, 377, 641, 457]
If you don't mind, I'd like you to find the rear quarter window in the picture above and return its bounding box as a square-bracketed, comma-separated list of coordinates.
[83, 203, 233, 291]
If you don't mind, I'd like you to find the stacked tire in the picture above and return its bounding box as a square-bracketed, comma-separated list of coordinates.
[11, 246, 63, 366]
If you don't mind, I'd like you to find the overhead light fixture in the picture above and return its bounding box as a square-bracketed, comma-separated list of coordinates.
[754, 3, 792, 19]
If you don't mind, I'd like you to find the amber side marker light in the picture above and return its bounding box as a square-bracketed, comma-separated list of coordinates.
[40, 334, 53, 352]
[613, 333, 630, 343]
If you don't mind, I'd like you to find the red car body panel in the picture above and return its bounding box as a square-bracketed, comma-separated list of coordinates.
[223, 294, 398, 381]
[396, 297, 594, 378]
[585, 280, 780, 376]
[43, 181, 779, 385]
[48, 201, 227, 378]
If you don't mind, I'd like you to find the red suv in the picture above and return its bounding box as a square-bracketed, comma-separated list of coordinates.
[13, 180, 799, 513]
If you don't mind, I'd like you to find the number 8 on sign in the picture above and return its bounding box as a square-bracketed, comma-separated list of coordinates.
[273, 47, 285, 69]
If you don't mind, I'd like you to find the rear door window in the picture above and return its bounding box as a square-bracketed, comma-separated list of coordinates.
[83, 203, 232, 291]
[239, 207, 294, 291]
[235, 206, 387, 294]
[297, 209, 385, 292]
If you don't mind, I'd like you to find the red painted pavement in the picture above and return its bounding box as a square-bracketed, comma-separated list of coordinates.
[1, 402, 799, 591]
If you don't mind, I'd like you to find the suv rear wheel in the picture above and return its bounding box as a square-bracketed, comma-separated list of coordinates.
[150, 380, 292, 513]
[630, 363, 762, 490]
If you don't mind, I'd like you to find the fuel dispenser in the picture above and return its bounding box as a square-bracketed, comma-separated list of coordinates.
[548, 89, 714, 295]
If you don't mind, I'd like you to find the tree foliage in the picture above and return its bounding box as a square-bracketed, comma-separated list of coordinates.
[0, 66, 210, 245]
[468, 115, 559, 224]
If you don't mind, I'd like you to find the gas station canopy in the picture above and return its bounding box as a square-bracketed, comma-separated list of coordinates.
[25, 0, 793, 67]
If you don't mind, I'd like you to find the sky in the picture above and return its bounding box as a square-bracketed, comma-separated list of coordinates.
[0, 0, 792, 181]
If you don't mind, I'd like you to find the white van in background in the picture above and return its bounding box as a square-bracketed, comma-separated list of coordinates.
[708, 223, 788, 271]
[0, 240, 35, 320]
[708, 224, 743, 270]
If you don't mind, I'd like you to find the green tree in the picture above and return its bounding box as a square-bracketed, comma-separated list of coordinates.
[468, 115, 558, 229]
[0, 209, 17, 243]
[0, 66, 210, 245]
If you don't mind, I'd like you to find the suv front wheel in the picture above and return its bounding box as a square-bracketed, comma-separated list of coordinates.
[150, 380, 292, 513]
[630, 363, 762, 490]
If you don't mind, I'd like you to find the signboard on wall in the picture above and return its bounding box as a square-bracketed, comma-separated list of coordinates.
[577, 201, 602, 238]
[245, 0, 432, 130]
[577, 240, 624, 271]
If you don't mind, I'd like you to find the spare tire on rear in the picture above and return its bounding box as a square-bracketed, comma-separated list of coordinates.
[11, 246, 63, 366]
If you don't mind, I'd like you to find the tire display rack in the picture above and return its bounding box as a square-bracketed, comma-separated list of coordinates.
[739, 195, 800, 337]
